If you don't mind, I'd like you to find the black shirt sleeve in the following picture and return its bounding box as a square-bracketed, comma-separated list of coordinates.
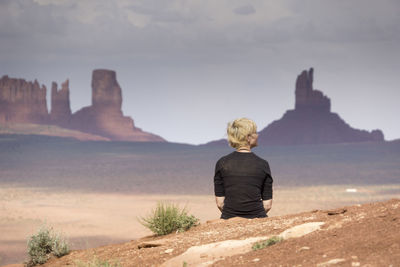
[262, 161, 273, 200]
[214, 159, 225, 197]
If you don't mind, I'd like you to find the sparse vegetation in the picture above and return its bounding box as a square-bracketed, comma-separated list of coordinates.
[26, 224, 70, 267]
[252, 236, 283, 251]
[139, 202, 199, 236]
[75, 257, 122, 267]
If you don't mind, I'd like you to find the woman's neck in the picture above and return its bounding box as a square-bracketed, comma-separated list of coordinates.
[236, 146, 251, 153]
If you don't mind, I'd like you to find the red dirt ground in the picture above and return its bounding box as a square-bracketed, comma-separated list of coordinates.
[5, 198, 399, 267]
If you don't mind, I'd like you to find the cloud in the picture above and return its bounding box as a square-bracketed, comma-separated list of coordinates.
[233, 4, 256, 15]
[1, 0, 399, 143]
[33, 0, 75, 6]
[1, 0, 399, 63]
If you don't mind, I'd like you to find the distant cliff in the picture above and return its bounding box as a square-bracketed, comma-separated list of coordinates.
[69, 70, 164, 141]
[205, 68, 384, 146]
[0, 70, 165, 142]
[50, 80, 71, 127]
[257, 68, 384, 145]
[0, 76, 48, 124]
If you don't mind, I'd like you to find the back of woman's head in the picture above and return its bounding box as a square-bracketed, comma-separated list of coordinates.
[227, 118, 257, 149]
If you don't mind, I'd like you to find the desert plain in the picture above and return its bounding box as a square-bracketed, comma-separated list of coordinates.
[1, 184, 399, 265]
[0, 135, 399, 265]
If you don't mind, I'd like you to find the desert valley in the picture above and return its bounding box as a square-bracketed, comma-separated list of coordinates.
[0, 68, 399, 266]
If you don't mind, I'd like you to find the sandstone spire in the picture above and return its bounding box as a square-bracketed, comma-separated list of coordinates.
[255, 68, 384, 145]
[91, 69, 122, 109]
[50, 79, 72, 126]
[70, 69, 165, 141]
[295, 68, 331, 113]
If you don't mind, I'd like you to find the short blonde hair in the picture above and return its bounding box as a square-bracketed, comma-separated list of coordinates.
[227, 118, 257, 149]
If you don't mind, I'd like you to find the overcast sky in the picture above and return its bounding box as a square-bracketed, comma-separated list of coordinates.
[1, 0, 399, 144]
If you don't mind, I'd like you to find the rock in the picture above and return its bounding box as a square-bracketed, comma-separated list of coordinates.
[317, 258, 346, 266]
[279, 222, 324, 239]
[252, 258, 260, 262]
[295, 68, 331, 113]
[50, 80, 71, 126]
[297, 246, 311, 252]
[160, 236, 271, 267]
[164, 248, 174, 254]
[91, 69, 122, 109]
[326, 208, 347, 215]
[0, 75, 49, 124]
[351, 262, 361, 267]
[137, 242, 163, 249]
[69, 69, 165, 141]
[162, 222, 324, 267]
[0, 70, 165, 142]
[371, 129, 385, 141]
[257, 68, 385, 145]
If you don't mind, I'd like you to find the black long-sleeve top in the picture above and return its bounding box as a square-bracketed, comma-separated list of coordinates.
[214, 151, 273, 219]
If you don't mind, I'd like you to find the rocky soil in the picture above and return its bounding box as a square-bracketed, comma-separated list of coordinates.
[6, 198, 397, 267]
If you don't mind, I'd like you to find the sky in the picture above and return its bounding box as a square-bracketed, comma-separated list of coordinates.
[1, 0, 399, 144]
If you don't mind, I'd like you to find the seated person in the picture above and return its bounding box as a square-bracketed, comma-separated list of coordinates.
[214, 118, 273, 219]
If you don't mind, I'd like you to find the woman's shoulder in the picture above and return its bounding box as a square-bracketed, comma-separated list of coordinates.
[251, 152, 270, 165]
[216, 151, 235, 162]
[251, 153, 271, 175]
[215, 151, 236, 166]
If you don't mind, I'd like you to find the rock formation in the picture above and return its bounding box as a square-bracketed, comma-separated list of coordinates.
[257, 68, 384, 145]
[50, 80, 71, 127]
[69, 69, 164, 142]
[0, 70, 165, 142]
[92, 70, 122, 109]
[295, 68, 331, 113]
[0, 75, 49, 124]
[205, 68, 384, 146]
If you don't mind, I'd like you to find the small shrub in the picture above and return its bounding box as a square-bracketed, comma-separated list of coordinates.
[139, 202, 199, 236]
[26, 225, 70, 266]
[52, 232, 70, 257]
[252, 236, 283, 251]
[75, 257, 122, 267]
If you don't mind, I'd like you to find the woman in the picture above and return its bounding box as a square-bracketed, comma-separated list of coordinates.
[214, 118, 273, 219]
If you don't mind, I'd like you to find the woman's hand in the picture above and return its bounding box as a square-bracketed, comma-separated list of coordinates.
[263, 199, 273, 213]
[215, 196, 225, 212]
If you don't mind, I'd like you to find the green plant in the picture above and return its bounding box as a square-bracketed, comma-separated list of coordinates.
[52, 232, 70, 257]
[252, 236, 283, 251]
[75, 257, 122, 267]
[26, 225, 70, 266]
[139, 202, 199, 236]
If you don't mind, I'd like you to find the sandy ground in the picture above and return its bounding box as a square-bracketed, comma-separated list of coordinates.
[0, 184, 399, 266]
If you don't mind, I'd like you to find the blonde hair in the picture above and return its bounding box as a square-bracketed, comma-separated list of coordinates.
[227, 118, 257, 149]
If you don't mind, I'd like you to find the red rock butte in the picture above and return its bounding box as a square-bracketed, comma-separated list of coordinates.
[205, 68, 384, 146]
[257, 68, 384, 145]
[0, 76, 48, 124]
[0, 70, 165, 142]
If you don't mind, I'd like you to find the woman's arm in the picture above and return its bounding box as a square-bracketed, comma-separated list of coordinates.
[214, 159, 225, 212]
[215, 196, 225, 212]
[262, 161, 273, 214]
